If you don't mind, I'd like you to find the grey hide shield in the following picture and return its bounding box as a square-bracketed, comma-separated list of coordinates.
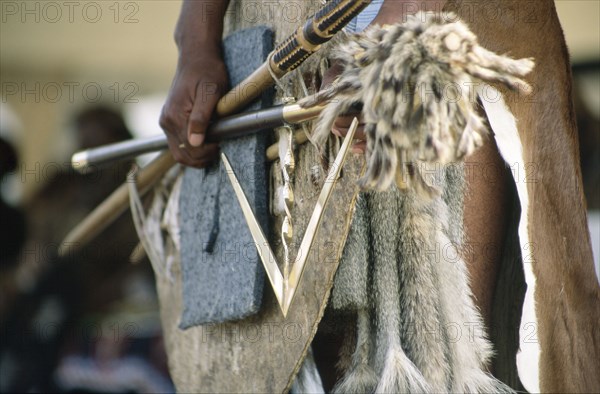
[179, 26, 273, 327]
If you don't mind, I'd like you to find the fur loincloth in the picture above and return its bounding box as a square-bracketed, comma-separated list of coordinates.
[260, 4, 518, 392]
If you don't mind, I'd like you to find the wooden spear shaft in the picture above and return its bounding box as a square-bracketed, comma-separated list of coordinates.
[61, 151, 174, 252]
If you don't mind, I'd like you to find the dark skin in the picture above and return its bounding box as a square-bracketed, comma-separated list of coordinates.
[159, 0, 229, 167]
[160, 0, 505, 378]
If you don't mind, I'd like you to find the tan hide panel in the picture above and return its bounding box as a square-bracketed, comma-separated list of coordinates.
[156, 145, 363, 393]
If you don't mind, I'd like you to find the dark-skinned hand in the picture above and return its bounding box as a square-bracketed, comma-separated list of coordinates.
[159, 50, 228, 168]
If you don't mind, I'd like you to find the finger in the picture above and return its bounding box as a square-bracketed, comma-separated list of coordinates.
[178, 142, 219, 165]
[187, 81, 221, 147]
[171, 139, 220, 168]
[159, 76, 196, 141]
[160, 102, 187, 142]
[184, 143, 220, 161]
[185, 153, 220, 169]
[332, 122, 367, 140]
[332, 114, 366, 137]
[352, 141, 367, 154]
[333, 114, 357, 130]
[165, 133, 190, 165]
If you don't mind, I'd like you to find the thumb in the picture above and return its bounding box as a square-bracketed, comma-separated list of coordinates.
[187, 81, 220, 147]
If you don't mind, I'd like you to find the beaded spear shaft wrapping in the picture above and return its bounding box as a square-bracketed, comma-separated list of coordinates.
[216, 0, 372, 115]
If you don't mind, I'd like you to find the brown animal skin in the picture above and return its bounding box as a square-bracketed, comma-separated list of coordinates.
[447, 0, 600, 391]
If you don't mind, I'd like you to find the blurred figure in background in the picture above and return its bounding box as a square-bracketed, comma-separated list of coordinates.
[0, 133, 26, 270]
[0, 106, 172, 393]
[0, 105, 28, 315]
[26, 107, 134, 250]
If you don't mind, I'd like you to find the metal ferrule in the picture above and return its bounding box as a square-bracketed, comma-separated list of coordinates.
[71, 134, 167, 169]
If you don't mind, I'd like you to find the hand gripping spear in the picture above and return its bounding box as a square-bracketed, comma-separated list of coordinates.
[61, 0, 372, 256]
[72, 102, 325, 168]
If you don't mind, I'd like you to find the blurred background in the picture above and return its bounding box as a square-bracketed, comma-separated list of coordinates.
[0, 1, 598, 392]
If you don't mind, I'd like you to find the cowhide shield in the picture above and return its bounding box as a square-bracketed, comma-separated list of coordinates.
[155, 144, 363, 392]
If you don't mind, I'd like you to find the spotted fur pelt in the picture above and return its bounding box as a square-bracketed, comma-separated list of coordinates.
[301, 12, 534, 193]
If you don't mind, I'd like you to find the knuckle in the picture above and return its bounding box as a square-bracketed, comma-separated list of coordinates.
[159, 107, 176, 131]
[167, 141, 188, 165]
[158, 115, 169, 131]
[166, 134, 182, 150]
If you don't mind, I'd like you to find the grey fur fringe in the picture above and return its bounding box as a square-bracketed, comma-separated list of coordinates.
[331, 172, 513, 393]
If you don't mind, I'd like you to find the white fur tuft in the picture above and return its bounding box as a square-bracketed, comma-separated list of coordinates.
[478, 84, 540, 393]
[375, 346, 430, 393]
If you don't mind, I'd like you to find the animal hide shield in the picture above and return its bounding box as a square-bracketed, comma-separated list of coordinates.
[148, 150, 364, 393]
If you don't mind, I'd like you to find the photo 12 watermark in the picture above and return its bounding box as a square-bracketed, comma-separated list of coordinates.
[200, 321, 304, 344]
[1, 1, 140, 24]
[2, 81, 139, 104]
